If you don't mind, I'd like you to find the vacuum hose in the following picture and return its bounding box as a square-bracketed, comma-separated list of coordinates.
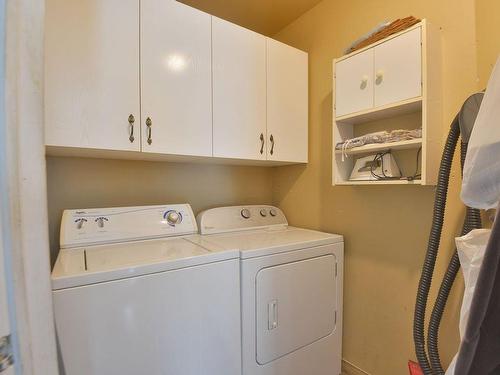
[413, 117, 482, 375]
[426, 144, 482, 375]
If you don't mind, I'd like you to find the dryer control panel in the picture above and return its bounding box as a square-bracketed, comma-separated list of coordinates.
[197, 205, 288, 235]
[60, 204, 197, 249]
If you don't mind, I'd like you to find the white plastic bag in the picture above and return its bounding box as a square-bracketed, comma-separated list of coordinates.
[461, 55, 500, 209]
[445, 229, 491, 375]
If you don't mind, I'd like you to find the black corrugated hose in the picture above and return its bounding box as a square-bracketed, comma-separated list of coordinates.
[414, 116, 458, 375]
[426, 143, 482, 375]
[413, 118, 482, 375]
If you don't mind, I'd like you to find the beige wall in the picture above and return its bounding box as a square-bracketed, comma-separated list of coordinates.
[476, 0, 500, 87]
[272, 1, 480, 374]
[46, 157, 273, 263]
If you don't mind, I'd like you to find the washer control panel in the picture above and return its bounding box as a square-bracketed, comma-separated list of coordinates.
[60, 204, 196, 249]
[197, 205, 288, 235]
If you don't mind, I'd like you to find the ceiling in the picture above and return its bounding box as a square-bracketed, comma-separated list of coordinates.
[178, 0, 323, 36]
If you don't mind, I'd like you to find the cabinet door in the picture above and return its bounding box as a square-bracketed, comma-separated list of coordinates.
[141, 0, 212, 156]
[335, 49, 374, 117]
[45, 0, 140, 151]
[266, 39, 308, 163]
[374, 28, 422, 107]
[212, 17, 267, 160]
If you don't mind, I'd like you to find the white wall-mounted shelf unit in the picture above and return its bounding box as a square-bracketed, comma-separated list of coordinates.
[332, 19, 442, 186]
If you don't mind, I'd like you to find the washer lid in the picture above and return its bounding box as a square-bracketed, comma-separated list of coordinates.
[52, 236, 239, 290]
[197, 227, 343, 259]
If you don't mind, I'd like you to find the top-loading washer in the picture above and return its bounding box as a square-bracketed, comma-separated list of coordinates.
[52, 204, 241, 375]
[194, 205, 344, 375]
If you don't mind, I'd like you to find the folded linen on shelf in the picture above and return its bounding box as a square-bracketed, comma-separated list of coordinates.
[335, 128, 422, 162]
[335, 128, 422, 150]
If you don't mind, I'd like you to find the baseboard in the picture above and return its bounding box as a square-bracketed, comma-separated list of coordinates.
[342, 359, 371, 375]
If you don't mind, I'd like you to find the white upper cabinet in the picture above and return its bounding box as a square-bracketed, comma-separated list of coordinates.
[45, 0, 140, 151]
[212, 17, 267, 160]
[266, 39, 308, 163]
[373, 28, 422, 107]
[45, 1, 309, 165]
[141, 0, 212, 156]
[335, 49, 374, 117]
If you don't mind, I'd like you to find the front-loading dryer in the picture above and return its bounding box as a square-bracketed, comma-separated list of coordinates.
[194, 205, 344, 375]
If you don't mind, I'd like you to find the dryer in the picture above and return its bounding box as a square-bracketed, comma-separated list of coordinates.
[52, 204, 241, 375]
[195, 205, 344, 375]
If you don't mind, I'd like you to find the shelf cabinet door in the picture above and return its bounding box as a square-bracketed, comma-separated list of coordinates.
[335, 49, 374, 117]
[374, 28, 422, 107]
[266, 39, 308, 163]
[45, 0, 140, 151]
[212, 17, 267, 160]
[141, 0, 212, 156]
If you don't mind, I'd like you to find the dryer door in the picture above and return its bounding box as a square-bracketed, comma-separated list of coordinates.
[255, 254, 337, 365]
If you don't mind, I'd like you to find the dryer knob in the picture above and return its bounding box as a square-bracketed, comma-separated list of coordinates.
[269, 208, 277, 217]
[260, 209, 267, 217]
[241, 208, 251, 219]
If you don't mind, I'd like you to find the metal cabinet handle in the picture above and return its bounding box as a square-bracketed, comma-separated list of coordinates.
[260, 133, 264, 154]
[146, 117, 152, 145]
[270, 134, 275, 155]
[128, 114, 135, 143]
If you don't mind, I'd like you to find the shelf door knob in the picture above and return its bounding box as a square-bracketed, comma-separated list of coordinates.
[360, 75, 369, 89]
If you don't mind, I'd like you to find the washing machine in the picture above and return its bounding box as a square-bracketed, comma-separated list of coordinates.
[51, 204, 241, 375]
[194, 205, 344, 375]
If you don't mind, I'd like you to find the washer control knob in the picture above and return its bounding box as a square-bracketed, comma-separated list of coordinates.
[164, 210, 182, 225]
[241, 208, 251, 219]
[260, 209, 267, 217]
[269, 208, 277, 217]
[95, 217, 109, 228]
[76, 218, 87, 230]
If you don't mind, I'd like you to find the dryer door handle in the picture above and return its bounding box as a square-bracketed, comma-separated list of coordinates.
[268, 300, 278, 330]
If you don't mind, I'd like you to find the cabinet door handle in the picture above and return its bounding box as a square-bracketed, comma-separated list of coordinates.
[269, 134, 275, 155]
[146, 117, 152, 145]
[260, 133, 264, 154]
[375, 70, 384, 85]
[128, 114, 135, 143]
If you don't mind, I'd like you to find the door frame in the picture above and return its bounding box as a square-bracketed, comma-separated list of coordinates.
[1, 0, 59, 374]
